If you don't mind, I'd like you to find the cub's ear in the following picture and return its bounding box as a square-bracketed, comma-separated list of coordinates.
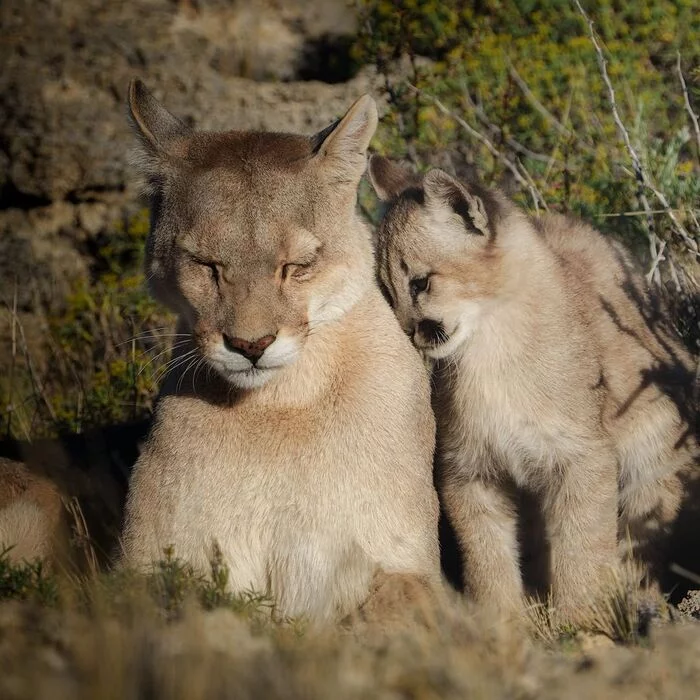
[367, 155, 419, 201]
[127, 80, 192, 175]
[423, 169, 490, 237]
[312, 94, 378, 183]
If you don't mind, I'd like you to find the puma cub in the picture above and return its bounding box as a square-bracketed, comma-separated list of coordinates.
[368, 156, 697, 621]
[120, 83, 440, 622]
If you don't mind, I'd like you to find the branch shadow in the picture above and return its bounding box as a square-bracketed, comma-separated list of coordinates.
[599, 244, 698, 603]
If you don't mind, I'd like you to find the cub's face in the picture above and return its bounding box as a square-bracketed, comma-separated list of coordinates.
[369, 157, 505, 360]
[128, 82, 377, 389]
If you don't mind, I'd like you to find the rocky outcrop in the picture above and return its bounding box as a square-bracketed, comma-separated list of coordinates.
[0, 0, 371, 316]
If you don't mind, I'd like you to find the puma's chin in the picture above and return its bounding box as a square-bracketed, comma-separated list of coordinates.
[219, 366, 281, 390]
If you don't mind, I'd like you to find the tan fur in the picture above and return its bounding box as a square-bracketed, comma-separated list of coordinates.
[369, 157, 697, 622]
[120, 83, 440, 622]
[0, 457, 67, 564]
[0, 421, 145, 570]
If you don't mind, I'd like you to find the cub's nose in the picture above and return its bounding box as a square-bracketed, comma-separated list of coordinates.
[222, 334, 276, 363]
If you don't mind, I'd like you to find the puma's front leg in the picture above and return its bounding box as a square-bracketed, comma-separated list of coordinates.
[442, 474, 524, 619]
[543, 449, 619, 623]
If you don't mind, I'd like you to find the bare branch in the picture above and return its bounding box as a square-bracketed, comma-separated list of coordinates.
[600, 207, 700, 218]
[676, 51, 700, 164]
[405, 82, 548, 211]
[460, 85, 561, 164]
[645, 239, 666, 286]
[507, 60, 572, 139]
[666, 253, 682, 294]
[574, 0, 698, 272]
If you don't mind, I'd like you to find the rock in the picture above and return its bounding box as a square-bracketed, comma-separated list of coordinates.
[0, 0, 375, 315]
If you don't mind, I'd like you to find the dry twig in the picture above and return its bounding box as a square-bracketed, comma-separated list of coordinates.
[2, 299, 58, 426]
[406, 82, 548, 211]
[670, 563, 700, 587]
[64, 496, 99, 578]
[646, 239, 667, 286]
[676, 52, 700, 163]
[507, 60, 572, 139]
[574, 0, 698, 267]
[460, 84, 560, 165]
[5, 281, 18, 438]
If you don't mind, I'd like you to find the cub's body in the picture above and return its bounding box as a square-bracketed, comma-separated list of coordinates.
[369, 157, 696, 621]
[437, 213, 692, 590]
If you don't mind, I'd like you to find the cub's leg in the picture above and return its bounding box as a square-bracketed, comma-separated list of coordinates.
[543, 449, 618, 623]
[615, 390, 695, 593]
[442, 474, 524, 619]
[618, 467, 683, 589]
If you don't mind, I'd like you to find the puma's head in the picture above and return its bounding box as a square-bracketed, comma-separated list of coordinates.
[368, 156, 515, 360]
[128, 80, 377, 389]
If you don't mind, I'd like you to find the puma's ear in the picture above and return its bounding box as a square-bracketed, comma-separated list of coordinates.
[312, 94, 378, 183]
[127, 80, 192, 177]
[423, 169, 491, 237]
[367, 155, 419, 201]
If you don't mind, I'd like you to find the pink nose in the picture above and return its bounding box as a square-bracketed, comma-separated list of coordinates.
[222, 334, 276, 363]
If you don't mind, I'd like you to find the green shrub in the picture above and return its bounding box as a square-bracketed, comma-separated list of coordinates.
[0, 545, 279, 628]
[0, 547, 59, 607]
[355, 0, 700, 303]
[1, 209, 175, 439]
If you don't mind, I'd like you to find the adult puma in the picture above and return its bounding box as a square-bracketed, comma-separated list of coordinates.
[120, 83, 440, 622]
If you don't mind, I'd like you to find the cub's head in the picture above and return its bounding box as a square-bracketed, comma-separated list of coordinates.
[368, 156, 512, 360]
[128, 81, 377, 389]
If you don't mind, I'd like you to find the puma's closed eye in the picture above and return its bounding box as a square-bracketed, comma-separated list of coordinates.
[282, 261, 314, 280]
[191, 256, 221, 283]
[409, 276, 430, 298]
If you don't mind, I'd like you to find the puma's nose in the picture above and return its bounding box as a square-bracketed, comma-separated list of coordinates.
[222, 334, 276, 363]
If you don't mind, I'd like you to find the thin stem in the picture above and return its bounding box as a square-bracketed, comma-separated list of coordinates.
[676, 52, 700, 164]
[574, 0, 698, 269]
[406, 82, 548, 211]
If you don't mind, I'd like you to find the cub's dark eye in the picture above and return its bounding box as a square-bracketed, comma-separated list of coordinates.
[409, 276, 430, 299]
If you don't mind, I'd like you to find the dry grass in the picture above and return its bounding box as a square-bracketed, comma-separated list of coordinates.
[0, 548, 699, 699]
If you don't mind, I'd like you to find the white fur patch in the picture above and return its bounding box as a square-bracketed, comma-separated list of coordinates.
[307, 271, 367, 329]
[218, 367, 281, 390]
[257, 335, 301, 369]
[206, 334, 302, 389]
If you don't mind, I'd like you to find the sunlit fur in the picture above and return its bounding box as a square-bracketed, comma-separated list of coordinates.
[120, 84, 440, 623]
[370, 156, 697, 623]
